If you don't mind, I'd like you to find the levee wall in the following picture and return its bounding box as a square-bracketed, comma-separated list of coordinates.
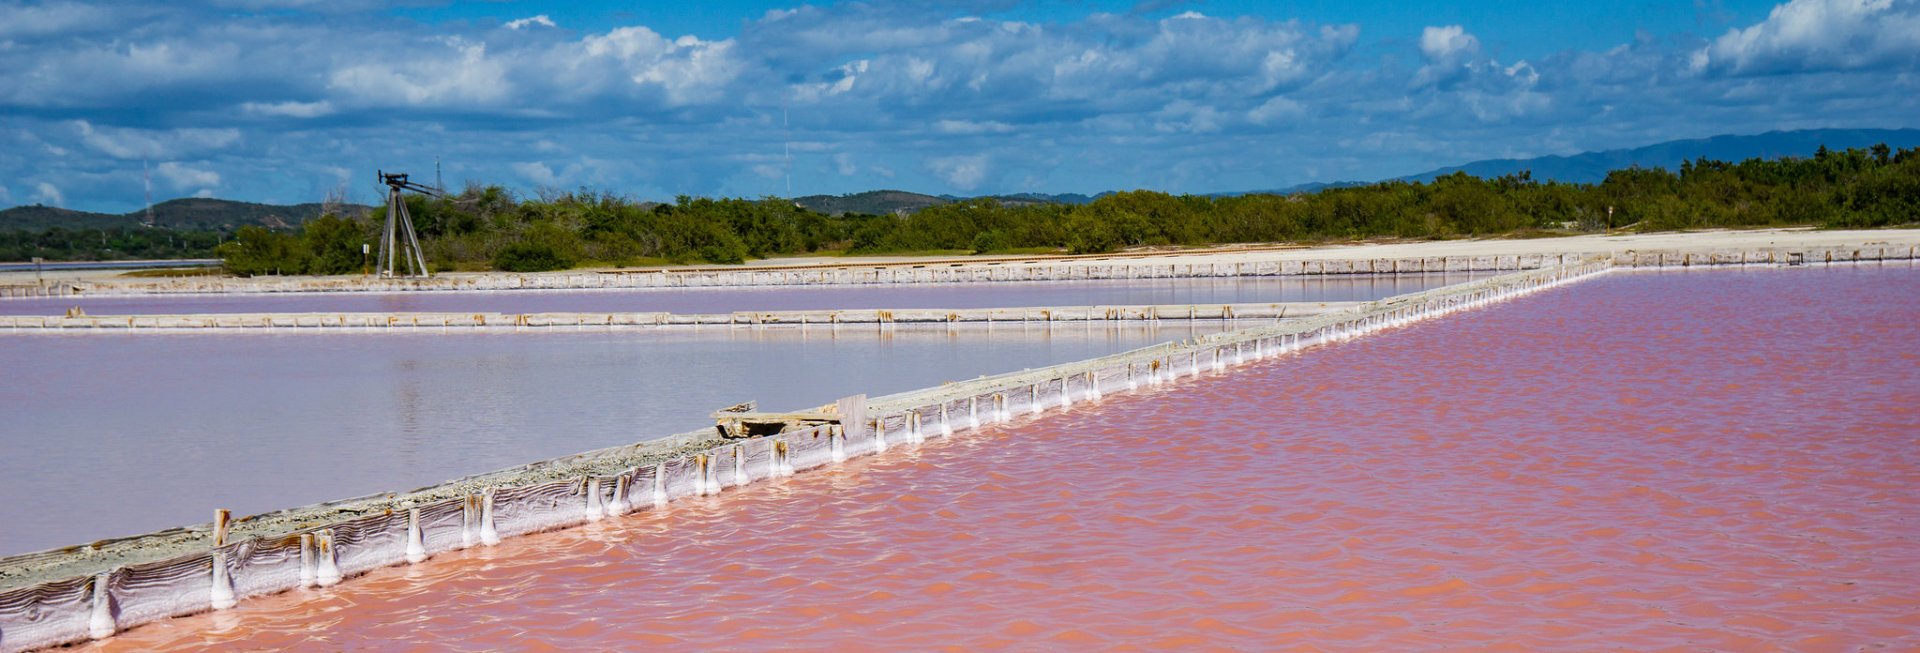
[0, 301, 1356, 332]
[5, 243, 1911, 302]
[9, 253, 1564, 297]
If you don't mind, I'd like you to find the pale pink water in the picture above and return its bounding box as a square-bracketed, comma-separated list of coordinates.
[92, 267, 1920, 651]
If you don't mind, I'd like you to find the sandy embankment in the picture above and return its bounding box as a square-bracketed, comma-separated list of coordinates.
[4, 227, 1916, 288]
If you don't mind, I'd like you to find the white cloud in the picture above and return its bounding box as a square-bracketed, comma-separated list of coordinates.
[0, 2, 115, 39]
[512, 161, 560, 187]
[833, 152, 857, 176]
[33, 182, 64, 207]
[1247, 96, 1305, 125]
[935, 119, 1015, 134]
[505, 15, 556, 30]
[241, 100, 334, 118]
[73, 121, 241, 159]
[329, 38, 511, 107]
[1420, 25, 1480, 62]
[927, 154, 989, 190]
[1692, 0, 1920, 74]
[573, 27, 745, 106]
[156, 161, 221, 190]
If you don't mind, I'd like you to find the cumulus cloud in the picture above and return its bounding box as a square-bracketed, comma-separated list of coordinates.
[512, 161, 561, 187]
[505, 15, 556, 30]
[0, 1, 1915, 210]
[927, 154, 989, 190]
[1692, 0, 1920, 74]
[33, 182, 63, 207]
[329, 38, 512, 107]
[1420, 25, 1480, 62]
[1247, 96, 1305, 125]
[155, 161, 220, 191]
[73, 121, 242, 159]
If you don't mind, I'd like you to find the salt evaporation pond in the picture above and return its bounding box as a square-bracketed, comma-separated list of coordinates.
[82, 264, 1920, 651]
[0, 272, 1490, 316]
[0, 322, 1232, 555]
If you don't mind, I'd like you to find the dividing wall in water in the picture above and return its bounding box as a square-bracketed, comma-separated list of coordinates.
[0, 262, 1609, 653]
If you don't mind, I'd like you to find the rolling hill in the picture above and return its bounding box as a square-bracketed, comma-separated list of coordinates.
[0, 198, 372, 232]
[1390, 128, 1920, 185]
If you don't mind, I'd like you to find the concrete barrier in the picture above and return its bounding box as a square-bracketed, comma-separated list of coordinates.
[0, 261, 1610, 652]
[7, 253, 1533, 298]
[0, 302, 1357, 332]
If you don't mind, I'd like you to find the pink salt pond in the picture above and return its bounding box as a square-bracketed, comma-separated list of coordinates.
[87, 266, 1920, 651]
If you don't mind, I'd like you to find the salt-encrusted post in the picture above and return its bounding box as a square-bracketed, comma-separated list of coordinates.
[210, 508, 237, 610]
[88, 572, 116, 640]
[405, 507, 428, 563]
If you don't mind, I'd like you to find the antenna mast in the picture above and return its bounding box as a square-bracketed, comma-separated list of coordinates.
[143, 159, 156, 227]
[376, 170, 437, 278]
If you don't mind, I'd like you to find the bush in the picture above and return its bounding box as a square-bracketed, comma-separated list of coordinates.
[492, 242, 573, 272]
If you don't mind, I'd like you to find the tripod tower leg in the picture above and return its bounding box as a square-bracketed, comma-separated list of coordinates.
[381, 188, 401, 277]
[397, 199, 430, 277]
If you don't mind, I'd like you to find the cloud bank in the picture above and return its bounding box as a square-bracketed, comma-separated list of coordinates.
[0, 0, 1915, 212]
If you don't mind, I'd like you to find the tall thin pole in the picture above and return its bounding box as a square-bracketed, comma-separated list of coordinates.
[382, 186, 400, 276]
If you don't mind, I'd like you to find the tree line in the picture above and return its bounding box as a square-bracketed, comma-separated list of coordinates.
[0, 227, 225, 263]
[16, 145, 1916, 275]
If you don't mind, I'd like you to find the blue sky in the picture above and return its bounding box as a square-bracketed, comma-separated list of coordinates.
[2, 0, 1916, 213]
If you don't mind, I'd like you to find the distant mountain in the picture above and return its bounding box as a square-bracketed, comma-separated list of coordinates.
[952, 192, 1100, 206]
[1217, 181, 1369, 197]
[792, 190, 948, 216]
[0, 198, 371, 232]
[1391, 128, 1920, 185]
[793, 190, 1095, 216]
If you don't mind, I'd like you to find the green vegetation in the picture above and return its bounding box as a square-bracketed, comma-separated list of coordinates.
[18, 145, 1915, 275]
[0, 227, 224, 262]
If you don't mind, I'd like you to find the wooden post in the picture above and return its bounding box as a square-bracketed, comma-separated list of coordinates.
[836, 395, 869, 446]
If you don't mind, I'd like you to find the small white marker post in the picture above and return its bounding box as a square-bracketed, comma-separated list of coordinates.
[480, 490, 501, 546]
[405, 508, 428, 564]
[609, 474, 631, 516]
[210, 509, 237, 610]
[315, 530, 342, 587]
[299, 533, 317, 587]
[88, 572, 115, 640]
[585, 477, 605, 523]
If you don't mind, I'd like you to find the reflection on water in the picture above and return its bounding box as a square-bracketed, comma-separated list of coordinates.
[0, 322, 1229, 554]
[81, 264, 1920, 651]
[0, 272, 1494, 316]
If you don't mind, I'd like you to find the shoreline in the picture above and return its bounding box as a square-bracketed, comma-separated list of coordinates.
[4, 228, 1917, 295]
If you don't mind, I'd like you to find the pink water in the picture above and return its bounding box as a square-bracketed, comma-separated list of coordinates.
[91, 267, 1920, 651]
